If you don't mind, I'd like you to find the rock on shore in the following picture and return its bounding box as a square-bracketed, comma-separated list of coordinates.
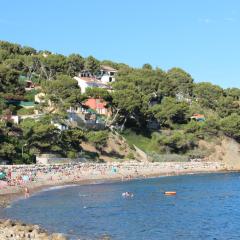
[0, 219, 67, 240]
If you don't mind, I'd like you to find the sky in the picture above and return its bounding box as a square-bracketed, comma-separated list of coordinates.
[0, 0, 240, 88]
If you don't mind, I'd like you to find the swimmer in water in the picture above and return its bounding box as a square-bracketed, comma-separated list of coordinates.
[122, 192, 134, 198]
[129, 192, 134, 198]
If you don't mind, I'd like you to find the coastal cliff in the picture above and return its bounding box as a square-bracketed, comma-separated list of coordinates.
[199, 137, 240, 170]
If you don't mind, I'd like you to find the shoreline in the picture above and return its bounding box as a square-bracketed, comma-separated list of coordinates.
[0, 161, 237, 239]
[0, 161, 230, 208]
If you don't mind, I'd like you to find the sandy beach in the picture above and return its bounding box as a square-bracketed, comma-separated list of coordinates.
[0, 161, 227, 208]
[0, 160, 233, 239]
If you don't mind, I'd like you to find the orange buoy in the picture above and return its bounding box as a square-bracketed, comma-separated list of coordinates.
[164, 191, 176, 196]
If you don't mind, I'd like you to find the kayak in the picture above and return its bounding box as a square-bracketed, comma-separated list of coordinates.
[164, 191, 176, 196]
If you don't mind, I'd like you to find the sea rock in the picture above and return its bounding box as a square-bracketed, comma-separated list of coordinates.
[0, 219, 68, 240]
[51, 233, 67, 240]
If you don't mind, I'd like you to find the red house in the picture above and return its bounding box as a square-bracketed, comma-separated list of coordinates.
[190, 114, 205, 122]
[83, 98, 110, 116]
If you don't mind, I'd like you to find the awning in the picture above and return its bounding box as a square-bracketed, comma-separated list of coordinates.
[0, 172, 6, 180]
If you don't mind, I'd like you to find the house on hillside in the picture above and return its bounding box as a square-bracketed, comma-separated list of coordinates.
[191, 114, 205, 122]
[83, 98, 110, 116]
[79, 70, 93, 78]
[1, 111, 20, 124]
[74, 65, 117, 93]
[97, 65, 117, 84]
[74, 76, 111, 94]
[25, 82, 40, 91]
[67, 102, 106, 130]
[19, 75, 40, 91]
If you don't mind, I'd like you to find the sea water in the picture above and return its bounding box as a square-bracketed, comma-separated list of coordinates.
[1, 173, 240, 240]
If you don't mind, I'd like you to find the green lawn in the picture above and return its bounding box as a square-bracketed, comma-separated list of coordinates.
[122, 130, 160, 153]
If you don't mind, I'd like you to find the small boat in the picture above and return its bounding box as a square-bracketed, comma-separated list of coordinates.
[164, 191, 176, 196]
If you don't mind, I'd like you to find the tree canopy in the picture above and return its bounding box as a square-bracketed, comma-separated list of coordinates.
[0, 39, 240, 163]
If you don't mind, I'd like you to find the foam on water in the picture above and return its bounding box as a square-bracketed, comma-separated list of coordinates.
[39, 184, 78, 192]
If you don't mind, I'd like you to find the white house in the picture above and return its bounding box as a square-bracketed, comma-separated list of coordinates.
[11, 115, 20, 124]
[1, 111, 20, 125]
[98, 65, 117, 84]
[74, 76, 111, 94]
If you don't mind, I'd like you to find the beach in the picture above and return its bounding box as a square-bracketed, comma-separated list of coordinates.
[0, 161, 232, 239]
[0, 161, 227, 208]
[1, 166, 238, 240]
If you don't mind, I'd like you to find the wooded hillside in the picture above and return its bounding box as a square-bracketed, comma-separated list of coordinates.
[0, 40, 239, 163]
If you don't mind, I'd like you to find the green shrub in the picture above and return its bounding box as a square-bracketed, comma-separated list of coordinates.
[17, 107, 34, 116]
[67, 151, 77, 159]
[122, 130, 159, 153]
[157, 131, 197, 154]
[187, 148, 211, 159]
[149, 153, 189, 162]
[220, 113, 240, 142]
[86, 130, 109, 150]
[126, 152, 135, 159]
[24, 89, 39, 101]
[200, 117, 220, 138]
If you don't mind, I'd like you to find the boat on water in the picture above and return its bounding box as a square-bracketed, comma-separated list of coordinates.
[164, 191, 176, 196]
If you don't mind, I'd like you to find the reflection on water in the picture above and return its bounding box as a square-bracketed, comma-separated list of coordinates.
[1, 173, 240, 240]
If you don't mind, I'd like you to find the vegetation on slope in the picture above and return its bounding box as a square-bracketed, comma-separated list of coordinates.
[0, 40, 239, 163]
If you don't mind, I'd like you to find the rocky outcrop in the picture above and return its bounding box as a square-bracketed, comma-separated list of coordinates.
[200, 137, 240, 170]
[0, 219, 67, 240]
[220, 138, 240, 170]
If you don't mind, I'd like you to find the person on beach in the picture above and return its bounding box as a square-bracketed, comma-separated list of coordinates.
[127, 175, 132, 180]
[7, 170, 12, 180]
[24, 187, 30, 198]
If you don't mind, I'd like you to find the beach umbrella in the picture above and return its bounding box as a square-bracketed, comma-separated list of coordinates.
[22, 175, 29, 182]
[0, 171, 6, 180]
[111, 166, 117, 173]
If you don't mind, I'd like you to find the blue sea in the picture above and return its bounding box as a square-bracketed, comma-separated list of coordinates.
[1, 173, 240, 240]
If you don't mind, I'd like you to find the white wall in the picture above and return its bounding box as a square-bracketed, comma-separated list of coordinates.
[11, 116, 20, 124]
[74, 77, 89, 93]
[100, 72, 116, 84]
